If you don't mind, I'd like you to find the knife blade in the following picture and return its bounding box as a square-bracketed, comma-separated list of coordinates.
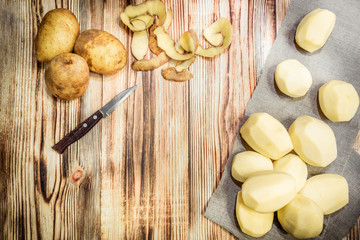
[52, 85, 137, 154]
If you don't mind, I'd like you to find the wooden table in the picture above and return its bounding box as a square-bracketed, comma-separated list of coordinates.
[1, 0, 359, 239]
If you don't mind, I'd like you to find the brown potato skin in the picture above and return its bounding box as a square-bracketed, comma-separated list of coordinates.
[36, 8, 80, 62]
[149, 22, 163, 55]
[45, 53, 90, 101]
[74, 29, 127, 75]
[131, 52, 169, 71]
[161, 67, 193, 82]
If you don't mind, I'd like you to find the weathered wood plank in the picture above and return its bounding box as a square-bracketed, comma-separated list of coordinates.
[0, 0, 359, 239]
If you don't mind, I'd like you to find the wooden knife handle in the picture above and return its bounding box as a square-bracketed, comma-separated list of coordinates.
[52, 110, 103, 154]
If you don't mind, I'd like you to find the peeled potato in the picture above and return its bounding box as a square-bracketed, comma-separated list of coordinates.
[242, 171, 297, 213]
[36, 8, 80, 62]
[240, 113, 293, 160]
[275, 59, 312, 97]
[236, 191, 274, 237]
[299, 174, 349, 215]
[278, 194, 323, 239]
[319, 80, 360, 122]
[231, 151, 273, 182]
[74, 29, 127, 75]
[288, 115, 337, 167]
[273, 154, 308, 192]
[295, 8, 336, 53]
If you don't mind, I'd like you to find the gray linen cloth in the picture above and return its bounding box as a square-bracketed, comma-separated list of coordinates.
[204, 0, 360, 239]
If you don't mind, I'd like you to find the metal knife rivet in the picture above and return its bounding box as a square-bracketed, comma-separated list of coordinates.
[93, 115, 98, 120]
[83, 123, 88, 128]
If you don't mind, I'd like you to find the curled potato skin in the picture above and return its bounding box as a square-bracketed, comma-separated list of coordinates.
[154, 26, 194, 60]
[120, 0, 166, 31]
[196, 18, 233, 57]
[132, 52, 169, 71]
[161, 67, 193, 82]
[74, 29, 127, 75]
[149, 22, 164, 55]
[121, 1, 232, 81]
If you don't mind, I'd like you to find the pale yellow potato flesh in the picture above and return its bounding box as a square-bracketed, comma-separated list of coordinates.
[231, 151, 273, 182]
[240, 113, 293, 160]
[174, 56, 196, 72]
[275, 59, 312, 98]
[236, 191, 274, 238]
[131, 19, 147, 30]
[295, 8, 336, 53]
[299, 174, 349, 215]
[278, 194, 323, 239]
[163, 10, 173, 30]
[242, 171, 297, 213]
[273, 154, 308, 192]
[288, 115, 337, 167]
[131, 15, 154, 29]
[319, 80, 360, 122]
[132, 30, 149, 60]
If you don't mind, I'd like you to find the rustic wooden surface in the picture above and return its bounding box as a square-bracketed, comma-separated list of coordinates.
[1, 0, 359, 239]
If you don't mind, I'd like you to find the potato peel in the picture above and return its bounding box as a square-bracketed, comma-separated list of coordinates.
[132, 30, 149, 60]
[161, 67, 193, 82]
[154, 26, 194, 60]
[175, 56, 196, 72]
[121, 0, 233, 82]
[149, 22, 163, 55]
[178, 30, 199, 53]
[196, 18, 233, 57]
[132, 15, 154, 28]
[163, 10, 173, 30]
[130, 19, 146, 30]
[154, 27, 196, 60]
[132, 51, 169, 71]
[120, 0, 166, 31]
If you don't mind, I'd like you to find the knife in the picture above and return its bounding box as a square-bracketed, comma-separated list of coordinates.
[52, 85, 137, 154]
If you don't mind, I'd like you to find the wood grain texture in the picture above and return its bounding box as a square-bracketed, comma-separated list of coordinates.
[0, 0, 359, 239]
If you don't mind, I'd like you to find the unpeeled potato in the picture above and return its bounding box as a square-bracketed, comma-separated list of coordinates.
[45, 53, 90, 101]
[36, 8, 80, 62]
[74, 29, 127, 75]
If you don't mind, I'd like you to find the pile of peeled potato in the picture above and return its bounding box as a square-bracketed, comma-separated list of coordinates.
[36, 9, 127, 100]
[120, 0, 232, 82]
[232, 8, 359, 239]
